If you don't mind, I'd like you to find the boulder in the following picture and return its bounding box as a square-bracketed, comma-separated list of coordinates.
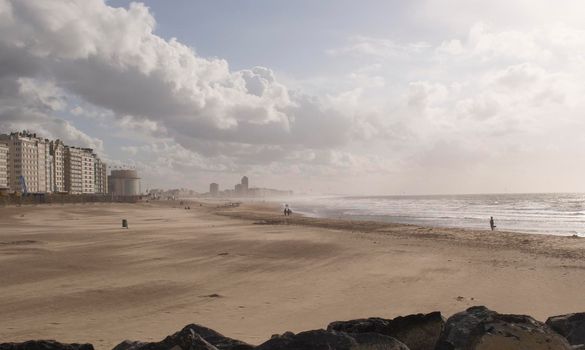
[256, 329, 409, 350]
[327, 312, 444, 350]
[0, 341, 94, 350]
[546, 312, 585, 347]
[328, 318, 391, 334]
[111, 324, 253, 350]
[435, 306, 572, 350]
[111, 341, 148, 350]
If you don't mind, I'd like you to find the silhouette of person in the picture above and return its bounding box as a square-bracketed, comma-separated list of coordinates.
[284, 204, 289, 216]
[490, 216, 496, 231]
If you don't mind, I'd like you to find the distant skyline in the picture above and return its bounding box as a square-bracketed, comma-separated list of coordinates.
[2, 0, 585, 195]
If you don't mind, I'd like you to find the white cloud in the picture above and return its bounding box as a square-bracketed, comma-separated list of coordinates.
[0, 0, 360, 152]
[3, 0, 585, 193]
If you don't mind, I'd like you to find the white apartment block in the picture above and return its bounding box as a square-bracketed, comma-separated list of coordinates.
[0, 132, 52, 193]
[81, 149, 95, 194]
[0, 131, 108, 195]
[0, 142, 8, 189]
[65, 146, 83, 194]
[50, 140, 66, 193]
[94, 157, 108, 194]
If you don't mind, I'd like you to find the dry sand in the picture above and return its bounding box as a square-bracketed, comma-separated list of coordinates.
[2, 200, 585, 349]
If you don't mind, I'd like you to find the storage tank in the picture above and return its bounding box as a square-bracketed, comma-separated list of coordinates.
[108, 169, 140, 196]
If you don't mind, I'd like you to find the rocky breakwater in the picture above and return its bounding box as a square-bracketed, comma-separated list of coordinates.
[3, 306, 585, 350]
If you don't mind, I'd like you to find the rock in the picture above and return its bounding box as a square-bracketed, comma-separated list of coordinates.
[0, 341, 94, 350]
[328, 318, 391, 334]
[111, 341, 147, 350]
[546, 312, 585, 347]
[351, 333, 410, 350]
[327, 312, 444, 350]
[111, 324, 254, 350]
[256, 329, 409, 350]
[435, 306, 572, 350]
[179, 325, 253, 350]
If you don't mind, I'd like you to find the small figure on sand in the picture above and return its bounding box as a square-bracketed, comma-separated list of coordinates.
[490, 216, 496, 231]
[284, 204, 292, 216]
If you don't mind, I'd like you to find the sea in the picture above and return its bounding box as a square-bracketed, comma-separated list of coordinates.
[283, 193, 585, 236]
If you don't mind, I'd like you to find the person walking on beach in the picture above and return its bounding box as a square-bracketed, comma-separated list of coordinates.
[490, 216, 496, 231]
[284, 204, 289, 216]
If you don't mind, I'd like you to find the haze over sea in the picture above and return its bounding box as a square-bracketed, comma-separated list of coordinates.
[288, 193, 585, 236]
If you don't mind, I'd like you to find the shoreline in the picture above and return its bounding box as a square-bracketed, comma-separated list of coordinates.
[213, 200, 585, 260]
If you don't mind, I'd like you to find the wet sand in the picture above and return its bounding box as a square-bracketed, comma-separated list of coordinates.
[1, 201, 585, 349]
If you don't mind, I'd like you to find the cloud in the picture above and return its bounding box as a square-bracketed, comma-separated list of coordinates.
[0, 0, 360, 152]
[4, 0, 585, 193]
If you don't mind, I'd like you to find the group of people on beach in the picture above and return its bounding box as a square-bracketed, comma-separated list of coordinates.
[283, 204, 292, 216]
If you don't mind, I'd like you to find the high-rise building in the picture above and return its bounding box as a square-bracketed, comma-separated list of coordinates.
[94, 156, 108, 194]
[241, 176, 249, 192]
[81, 149, 95, 194]
[0, 142, 8, 190]
[50, 140, 66, 193]
[0, 131, 108, 195]
[0, 131, 52, 193]
[209, 183, 219, 196]
[65, 146, 83, 194]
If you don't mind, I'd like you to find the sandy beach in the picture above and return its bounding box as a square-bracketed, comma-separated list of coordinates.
[2, 201, 585, 349]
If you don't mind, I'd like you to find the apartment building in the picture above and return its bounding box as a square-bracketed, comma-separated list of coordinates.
[0, 142, 8, 190]
[65, 146, 83, 194]
[94, 157, 108, 194]
[0, 131, 109, 195]
[0, 132, 52, 193]
[50, 140, 66, 193]
[81, 149, 95, 194]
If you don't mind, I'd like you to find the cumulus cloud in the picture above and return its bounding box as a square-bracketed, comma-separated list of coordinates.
[0, 0, 383, 179]
[4, 0, 585, 193]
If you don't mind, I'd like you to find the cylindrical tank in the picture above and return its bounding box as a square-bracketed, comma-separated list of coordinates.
[108, 170, 140, 196]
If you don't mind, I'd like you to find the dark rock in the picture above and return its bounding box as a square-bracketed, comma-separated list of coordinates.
[111, 341, 147, 350]
[256, 329, 408, 350]
[351, 333, 410, 350]
[327, 312, 444, 350]
[0, 341, 94, 350]
[111, 324, 253, 350]
[328, 318, 391, 335]
[546, 312, 585, 347]
[435, 306, 572, 350]
[180, 325, 253, 350]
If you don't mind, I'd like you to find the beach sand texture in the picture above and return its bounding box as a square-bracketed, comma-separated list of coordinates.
[2, 201, 585, 349]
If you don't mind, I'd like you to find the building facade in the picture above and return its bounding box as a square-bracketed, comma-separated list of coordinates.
[0, 132, 52, 193]
[65, 147, 83, 194]
[94, 157, 108, 194]
[209, 183, 219, 196]
[50, 140, 66, 193]
[81, 149, 95, 194]
[0, 131, 108, 195]
[0, 142, 8, 190]
[241, 176, 249, 192]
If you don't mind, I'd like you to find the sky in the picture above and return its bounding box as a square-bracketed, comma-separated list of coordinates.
[1, 0, 585, 195]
